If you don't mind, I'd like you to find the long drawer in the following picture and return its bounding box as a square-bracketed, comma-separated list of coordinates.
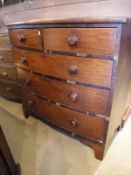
[0, 64, 17, 81]
[9, 29, 42, 49]
[13, 48, 113, 88]
[21, 89, 107, 141]
[43, 28, 117, 56]
[17, 68, 110, 115]
[0, 79, 20, 101]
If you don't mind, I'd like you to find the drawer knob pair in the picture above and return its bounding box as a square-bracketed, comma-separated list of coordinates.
[68, 65, 78, 74]
[18, 34, 26, 42]
[20, 56, 27, 64]
[69, 92, 78, 102]
[2, 72, 8, 77]
[68, 33, 79, 47]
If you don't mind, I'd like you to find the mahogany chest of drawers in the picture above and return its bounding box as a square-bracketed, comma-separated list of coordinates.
[8, 20, 131, 160]
[0, 29, 20, 101]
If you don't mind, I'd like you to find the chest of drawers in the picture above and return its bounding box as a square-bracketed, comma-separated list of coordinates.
[8, 20, 131, 160]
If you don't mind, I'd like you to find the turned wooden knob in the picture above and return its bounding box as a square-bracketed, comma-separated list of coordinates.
[68, 65, 78, 74]
[6, 87, 11, 91]
[69, 92, 78, 102]
[71, 119, 77, 127]
[2, 72, 8, 77]
[18, 34, 26, 42]
[0, 56, 4, 61]
[27, 100, 34, 107]
[20, 56, 27, 64]
[68, 34, 78, 47]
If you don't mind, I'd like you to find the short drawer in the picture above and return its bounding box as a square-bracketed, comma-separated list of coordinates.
[0, 80, 20, 101]
[13, 48, 113, 88]
[43, 28, 117, 56]
[17, 68, 110, 115]
[21, 89, 107, 141]
[0, 64, 17, 81]
[0, 51, 13, 63]
[9, 29, 42, 49]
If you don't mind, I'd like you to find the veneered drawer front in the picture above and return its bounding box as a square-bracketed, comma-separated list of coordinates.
[27, 73, 109, 115]
[0, 80, 20, 101]
[0, 64, 16, 81]
[12, 48, 113, 88]
[21, 89, 107, 141]
[0, 51, 13, 63]
[44, 28, 117, 56]
[10, 29, 42, 49]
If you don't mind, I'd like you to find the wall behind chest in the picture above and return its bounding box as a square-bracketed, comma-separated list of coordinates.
[0, 0, 131, 26]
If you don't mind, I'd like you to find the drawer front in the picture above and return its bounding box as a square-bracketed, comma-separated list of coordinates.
[13, 48, 113, 88]
[0, 80, 20, 101]
[18, 68, 109, 115]
[44, 28, 117, 56]
[0, 51, 13, 63]
[0, 64, 16, 81]
[21, 89, 107, 141]
[10, 29, 42, 49]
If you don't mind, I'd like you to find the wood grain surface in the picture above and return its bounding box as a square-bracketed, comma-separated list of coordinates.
[13, 48, 113, 87]
[44, 28, 117, 56]
[17, 68, 110, 115]
[10, 29, 42, 49]
[21, 89, 107, 141]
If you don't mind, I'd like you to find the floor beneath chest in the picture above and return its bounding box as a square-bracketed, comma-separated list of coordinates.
[0, 97, 131, 175]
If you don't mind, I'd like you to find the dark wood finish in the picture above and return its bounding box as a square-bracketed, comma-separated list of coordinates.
[21, 89, 107, 141]
[80, 139, 105, 160]
[44, 28, 117, 56]
[10, 29, 42, 49]
[0, 80, 20, 101]
[105, 24, 131, 150]
[0, 126, 21, 175]
[17, 68, 110, 115]
[12, 48, 113, 87]
[8, 20, 131, 161]
[0, 64, 16, 81]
